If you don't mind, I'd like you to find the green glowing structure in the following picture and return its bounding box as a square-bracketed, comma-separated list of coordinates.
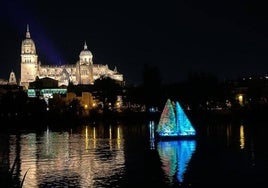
[156, 99, 196, 140]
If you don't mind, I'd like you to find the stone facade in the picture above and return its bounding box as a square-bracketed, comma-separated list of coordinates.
[20, 25, 123, 89]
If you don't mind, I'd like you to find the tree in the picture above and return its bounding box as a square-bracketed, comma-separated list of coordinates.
[142, 64, 163, 111]
[94, 76, 122, 112]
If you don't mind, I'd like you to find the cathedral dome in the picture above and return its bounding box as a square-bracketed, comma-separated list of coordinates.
[80, 49, 92, 56]
[21, 25, 36, 54]
[22, 38, 35, 46]
[79, 42, 93, 58]
[21, 38, 36, 54]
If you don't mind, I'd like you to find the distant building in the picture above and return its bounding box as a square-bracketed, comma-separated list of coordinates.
[20, 25, 123, 89]
[0, 71, 22, 101]
[0, 71, 17, 85]
[27, 77, 67, 99]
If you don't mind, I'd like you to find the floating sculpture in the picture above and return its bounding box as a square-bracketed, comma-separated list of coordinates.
[156, 99, 196, 140]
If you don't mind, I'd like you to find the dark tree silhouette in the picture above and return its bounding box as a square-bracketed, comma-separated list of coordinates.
[142, 64, 163, 111]
[94, 76, 122, 112]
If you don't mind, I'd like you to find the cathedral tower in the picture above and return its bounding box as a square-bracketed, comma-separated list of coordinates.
[76, 41, 94, 84]
[19, 25, 123, 88]
[20, 25, 38, 89]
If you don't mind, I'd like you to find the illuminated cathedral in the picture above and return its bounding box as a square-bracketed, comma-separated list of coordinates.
[20, 25, 123, 89]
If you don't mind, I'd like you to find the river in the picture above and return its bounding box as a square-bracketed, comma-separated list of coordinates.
[0, 114, 268, 187]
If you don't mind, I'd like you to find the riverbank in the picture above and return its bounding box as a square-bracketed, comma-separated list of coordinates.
[190, 107, 268, 124]
[1, 107, 268, 131]
[0, 110, 161, 130]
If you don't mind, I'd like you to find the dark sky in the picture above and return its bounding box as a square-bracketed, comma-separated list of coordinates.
[0, 0, 268, 85]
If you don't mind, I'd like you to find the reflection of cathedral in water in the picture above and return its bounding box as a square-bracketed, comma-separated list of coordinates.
[20, 25, 123, 89]
[8, 125, 125, 187]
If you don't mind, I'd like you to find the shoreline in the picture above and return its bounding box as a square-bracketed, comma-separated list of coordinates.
[1, 107, 268, 130]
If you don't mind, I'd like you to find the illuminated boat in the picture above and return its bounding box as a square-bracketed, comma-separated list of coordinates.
[155, 99, 196, 140]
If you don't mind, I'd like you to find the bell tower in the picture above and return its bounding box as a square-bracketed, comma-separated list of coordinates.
[20, 25, 38, 89]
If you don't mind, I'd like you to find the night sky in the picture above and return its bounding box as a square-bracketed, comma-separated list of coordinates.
[0, 0, 268, 85]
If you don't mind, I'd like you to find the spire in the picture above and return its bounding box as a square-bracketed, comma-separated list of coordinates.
[26, 24, 31, 38]
[84, 41, 87, 50]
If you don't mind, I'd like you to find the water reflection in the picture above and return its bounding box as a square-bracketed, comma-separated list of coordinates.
[8, 124, 125, 188]
[157, 140, 196, 185]
[149, 121, 155, 149]
[240, 124, 245, 149]
[149, 120, 197, 185]
[2, 118, 267, 187]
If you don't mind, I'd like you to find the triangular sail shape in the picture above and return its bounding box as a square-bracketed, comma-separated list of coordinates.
[175, 101, 196, 136]
[156, 99, 196, 139]
[156, 99, 178, 137]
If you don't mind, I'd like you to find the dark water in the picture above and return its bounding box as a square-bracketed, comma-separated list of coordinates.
[1, 116, 268, 187]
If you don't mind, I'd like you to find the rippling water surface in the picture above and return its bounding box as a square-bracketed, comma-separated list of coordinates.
[1, 117, 268, 187]
[7, 124, 128, 188]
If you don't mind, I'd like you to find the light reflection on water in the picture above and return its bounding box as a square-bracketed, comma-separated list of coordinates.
[2, 118, 268, 187]
[8, 124, 125, 188]
[157, 140, 196, 184]
[149, 120, 197, 185]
